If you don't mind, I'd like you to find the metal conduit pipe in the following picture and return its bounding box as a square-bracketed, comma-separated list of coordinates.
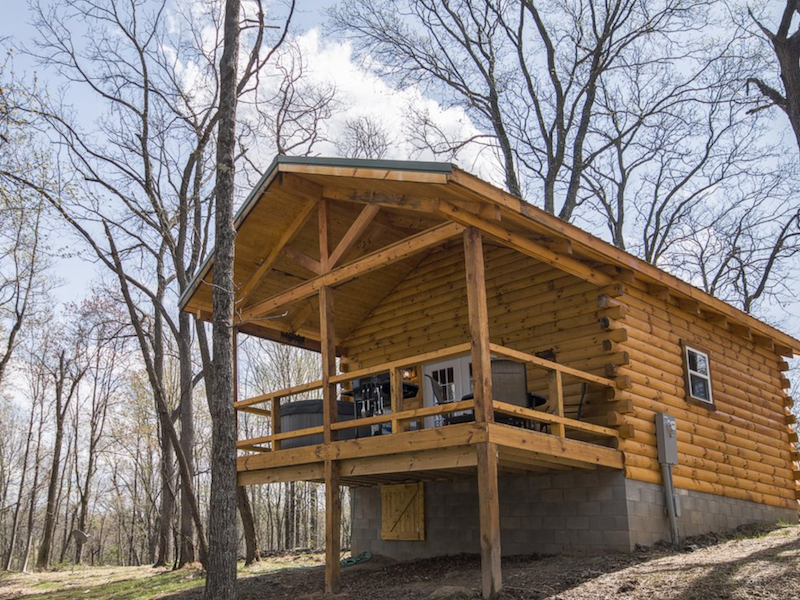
[661, 462, 680, 549]
[655, 413, 681, 549]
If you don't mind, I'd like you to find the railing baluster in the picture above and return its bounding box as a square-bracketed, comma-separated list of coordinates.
[272, 397, 282, 452]
[548, 370, 565, 437]
[390, 367, 402, 434]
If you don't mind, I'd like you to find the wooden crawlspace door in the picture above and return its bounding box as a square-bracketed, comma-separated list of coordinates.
[381, 483, 425, 541]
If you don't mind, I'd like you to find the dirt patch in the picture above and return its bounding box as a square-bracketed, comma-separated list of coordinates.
[1, 523, 798, 600]
[241, 523, 800, 600]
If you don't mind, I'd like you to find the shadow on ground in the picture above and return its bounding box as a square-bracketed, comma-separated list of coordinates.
[4, 523, 797, 600]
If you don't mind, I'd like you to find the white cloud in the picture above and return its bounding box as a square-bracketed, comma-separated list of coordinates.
[277, 28, 503, 184]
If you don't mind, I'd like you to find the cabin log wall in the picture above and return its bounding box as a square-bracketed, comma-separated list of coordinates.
[342, 243, 798, 510]
[343, 244, 622, 430]
[612, 280, 798, 509]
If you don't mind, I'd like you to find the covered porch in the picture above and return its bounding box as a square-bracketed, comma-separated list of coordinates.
[181, 157, 630, 598]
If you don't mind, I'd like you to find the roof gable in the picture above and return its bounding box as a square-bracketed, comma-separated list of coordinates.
[181, 155, 800, 355]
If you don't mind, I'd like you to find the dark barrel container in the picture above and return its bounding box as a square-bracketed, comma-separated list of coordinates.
[279, 399, 367, 449]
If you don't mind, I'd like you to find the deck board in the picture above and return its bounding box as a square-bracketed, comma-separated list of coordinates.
[237, 422, 623, 486]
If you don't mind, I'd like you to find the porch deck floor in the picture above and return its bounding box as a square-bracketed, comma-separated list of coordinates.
[237, 422, 623, 486]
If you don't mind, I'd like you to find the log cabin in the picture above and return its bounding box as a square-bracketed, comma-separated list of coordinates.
[180, 155, 799, 599]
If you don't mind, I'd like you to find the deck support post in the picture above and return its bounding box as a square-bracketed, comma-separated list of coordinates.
[320, 285, 341, 592]
[324, 458, 341, 593]
[464, 227, 502, 598]
[477, 442, 502, 599]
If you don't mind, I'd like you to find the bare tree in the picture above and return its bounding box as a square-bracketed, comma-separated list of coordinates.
[746, 1, 800, 160]
[35, 323, 90, 570]
[330, 0, 721, 221]
[0, 57, 49, 388]
[9, 0, 304, 568]
[206, 0, 244, 593]
[330, 0, 800, 314]
[267, 42, 335, 157]
[0, 399, 26, 570]
[71, 294, 130, 564]
[20, 339, 49, 573]
[202, 0, 296, 591]
[337, 115, 392, 159]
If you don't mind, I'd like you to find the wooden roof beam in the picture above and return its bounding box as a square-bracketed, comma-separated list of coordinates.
[676, 297, 701, 316]
[288, 300, 315, 333]
[235, 321, 346, 355]
[705, 311, 729, 328]
[328, 204, 380, 268]
[281, 246, 323, 275]
[530, 235, 573, 255]
[237, 196, 318, 303]
[648, 284, 670, 302]
[322, 185, 442, 213]
[752, 334, 775, 350]
[240, 221, 465, 321]
[729, 323, 752, 341]
[601, 265, 635, 283]
[436, 201, 614, 287]
[280, 161, 450, 184]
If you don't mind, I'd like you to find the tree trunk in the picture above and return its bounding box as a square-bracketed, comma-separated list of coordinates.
[178, 312, 196, 566]
[154, 416, 175, 567]
[309, 485, 318, 549]
[238, 486, 259, 565]
[3, 393, 37, 570]
[58, 435, 76, 565]
[22, 398, 46, 573]
[204, 1, 241, 597]
[36, 356, 68, 571]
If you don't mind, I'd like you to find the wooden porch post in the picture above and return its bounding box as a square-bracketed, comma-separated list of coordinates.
[320, 285, 337, 444]
[464, 228, 493, 425]
[319, 198, 341, 593]
[464, 227, 502, 599]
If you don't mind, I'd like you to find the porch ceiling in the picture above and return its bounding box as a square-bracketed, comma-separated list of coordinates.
[185, 185, 445, 343]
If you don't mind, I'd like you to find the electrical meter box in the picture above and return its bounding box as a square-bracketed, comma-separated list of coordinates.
[655, 413, 678, 465]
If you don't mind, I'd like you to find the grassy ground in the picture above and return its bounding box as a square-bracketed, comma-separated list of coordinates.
[0, 553, 322, 600]
[0, 524, 797, 599]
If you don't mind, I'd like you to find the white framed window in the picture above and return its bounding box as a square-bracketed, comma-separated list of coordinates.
[422, 355, 472, 427]
[682, 342, 714, 407]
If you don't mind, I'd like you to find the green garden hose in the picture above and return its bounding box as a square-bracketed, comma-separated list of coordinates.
[340, 550, 373, 567]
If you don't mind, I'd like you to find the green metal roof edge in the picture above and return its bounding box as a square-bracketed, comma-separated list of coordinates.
[272, 154, 453, 174]
[178, 155, 453, 310]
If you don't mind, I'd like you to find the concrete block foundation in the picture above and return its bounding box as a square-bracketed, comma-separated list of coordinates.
[350, 472, 798, 560]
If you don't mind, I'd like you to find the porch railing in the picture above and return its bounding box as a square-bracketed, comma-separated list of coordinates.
[235, 341, 621, 453]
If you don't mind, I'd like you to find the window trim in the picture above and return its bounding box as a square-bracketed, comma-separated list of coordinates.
[681, 341, 715, 410]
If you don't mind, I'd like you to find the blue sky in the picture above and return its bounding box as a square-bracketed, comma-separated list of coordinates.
[0, 1, 491, 308]
[3, 0, 800, 347]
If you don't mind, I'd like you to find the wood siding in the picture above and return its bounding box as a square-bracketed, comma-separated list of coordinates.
[614, 280, 797, 509]
[343, 243, 623, 430]
[343, 245, 798, 510]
